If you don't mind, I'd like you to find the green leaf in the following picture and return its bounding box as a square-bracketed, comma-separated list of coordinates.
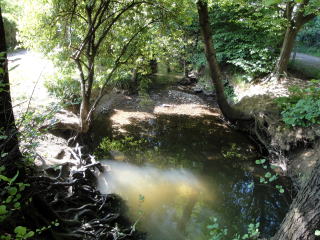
[0, 205, 7, 215]
[14, 202, 21, 209]
[0, 135, 7, 140]
[5, 196, 13, 203]
[265, 172, 272, 178]
[14, 226, 27, 236]
[8, 187, 18, 195]
[25, 231, 35, 238]
[9, 171, 19, 185]
[269, 175, 277, 182]
[0, 175, 10, 182]
[315, 230, 320, 236]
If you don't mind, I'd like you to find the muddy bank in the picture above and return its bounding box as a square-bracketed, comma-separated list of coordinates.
[235, 77, 320, 190]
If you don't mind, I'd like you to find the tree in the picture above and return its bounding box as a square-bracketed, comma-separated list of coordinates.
[196, 0, 251, 122]
[272, 0, 320, 77]
[0, 6, 21, 175]
[19, 0, 192, 134]
[272, 159, 320, 240]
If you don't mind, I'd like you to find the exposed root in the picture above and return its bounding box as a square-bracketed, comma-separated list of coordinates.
[20, 148, 146, 240]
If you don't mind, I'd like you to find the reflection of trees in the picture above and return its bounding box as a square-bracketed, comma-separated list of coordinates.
[195, 163, 290, 238]
[118, 114, 290, 239]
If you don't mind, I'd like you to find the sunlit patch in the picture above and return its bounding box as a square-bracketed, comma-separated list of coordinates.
[110, 109, 155, 132]
[153, 104, 220, 117]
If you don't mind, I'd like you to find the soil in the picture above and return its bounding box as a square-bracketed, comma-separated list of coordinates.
[235, 76, 320, 190]
[94, 88, 222, 135]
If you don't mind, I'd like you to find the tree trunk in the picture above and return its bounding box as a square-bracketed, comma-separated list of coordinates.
[272, 160, 320, 240]
[149, 59, 158, 75]
[0, 7, 22, 174]
[79, 94, 90, 133]
[273, 0, 317, 78]
[183, 59, 189, 78]
[197, 0, 251, 122]
[274, 26, 299, 76]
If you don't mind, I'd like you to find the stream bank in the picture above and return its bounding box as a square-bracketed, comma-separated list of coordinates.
[234, 76, 320, 191]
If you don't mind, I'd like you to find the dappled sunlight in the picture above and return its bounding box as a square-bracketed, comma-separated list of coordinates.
[110, 109, 155, 133]
[110, 103, 223, 133]
[234, 76, 311, 102]
[154, 103, 220, 117]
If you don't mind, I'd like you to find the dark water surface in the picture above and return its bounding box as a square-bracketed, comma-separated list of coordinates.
[97, 114, 291, 240]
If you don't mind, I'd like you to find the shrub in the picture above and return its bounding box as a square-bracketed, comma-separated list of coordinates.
[276, 80, 320, 127]
[45, 76, 81, 106]
[3, 17, 17, 50]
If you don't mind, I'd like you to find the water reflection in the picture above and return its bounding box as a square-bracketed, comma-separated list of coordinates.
[97, 160, 289, 240]
[96, 115, 290, 239]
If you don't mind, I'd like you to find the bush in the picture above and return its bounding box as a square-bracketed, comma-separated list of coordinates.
[3, 17, 17, 50]
[276, 80, 320, 127]
[45, 76, 81, 106]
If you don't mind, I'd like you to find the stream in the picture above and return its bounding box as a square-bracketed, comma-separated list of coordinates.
[96, 114, 291, 240]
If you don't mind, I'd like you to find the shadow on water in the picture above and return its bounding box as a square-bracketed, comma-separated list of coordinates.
[95, 114, 292, 240]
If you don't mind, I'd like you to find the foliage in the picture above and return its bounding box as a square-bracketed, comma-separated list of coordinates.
[207, 217, 260, 240]
[211, 2, 283, 75]
[221, 143, 247, 160]
[207, 217, 228, 240]
[95, 136, 147, 159]
[1, 0, 22, 49]
[254, 159, 285, 194]
[2, 17, 17, 50]
[45, 75, 81, 106]
[186, 1, 284, 76]
[296, 17, 320, 57]
[276, 80, 320, 127]
[18, 0, 194, 131]
[0, 166, 34, 240]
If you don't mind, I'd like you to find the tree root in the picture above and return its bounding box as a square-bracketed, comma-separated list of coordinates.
[24, 149, 145, 240]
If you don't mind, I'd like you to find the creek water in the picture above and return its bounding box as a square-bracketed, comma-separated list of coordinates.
[96, 114, 291, 240]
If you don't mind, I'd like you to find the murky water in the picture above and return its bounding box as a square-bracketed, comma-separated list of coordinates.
[96, 115, 291, 240]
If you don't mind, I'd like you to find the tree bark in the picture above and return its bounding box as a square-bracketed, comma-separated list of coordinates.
[0, 7, 22, 174]
[272, 160, 320, 240]
[274, 26, 299, 76]
[197, 0, 251, 122]
[79, 94, 90, 133]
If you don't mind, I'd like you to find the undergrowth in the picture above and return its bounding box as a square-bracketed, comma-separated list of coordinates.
[275, 80, 320, 127]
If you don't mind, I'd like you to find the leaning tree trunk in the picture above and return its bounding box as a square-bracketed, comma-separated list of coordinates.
[197, 0, 251, 122]
[0, 7, 22, 175]
[274, 26, 299, 77]
[272, 160, 320, 240]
